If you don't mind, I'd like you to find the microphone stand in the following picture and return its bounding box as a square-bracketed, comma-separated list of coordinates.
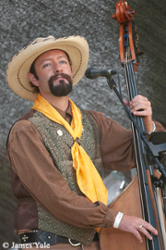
[107, 76, 166, 186]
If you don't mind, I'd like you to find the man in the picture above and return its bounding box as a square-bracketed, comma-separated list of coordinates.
[6, 35, 165, 250]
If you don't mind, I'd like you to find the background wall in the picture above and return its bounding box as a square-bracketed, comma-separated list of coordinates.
[0, 0, 166, 247]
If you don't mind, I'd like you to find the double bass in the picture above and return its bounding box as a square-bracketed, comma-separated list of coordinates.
[100, 1, 166, 250]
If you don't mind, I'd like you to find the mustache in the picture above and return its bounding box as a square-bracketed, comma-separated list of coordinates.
[49, 73, 72, 83]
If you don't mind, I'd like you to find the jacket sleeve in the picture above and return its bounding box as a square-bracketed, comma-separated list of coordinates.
[88, 110, 166, 171]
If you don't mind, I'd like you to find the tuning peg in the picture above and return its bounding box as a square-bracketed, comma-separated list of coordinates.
[134, 39, 144, 56]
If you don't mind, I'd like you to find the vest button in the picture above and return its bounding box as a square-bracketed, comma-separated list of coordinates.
[57, 130, 63, 136]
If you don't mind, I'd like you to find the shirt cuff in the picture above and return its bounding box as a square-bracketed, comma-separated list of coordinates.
[101, 208, 118, 228]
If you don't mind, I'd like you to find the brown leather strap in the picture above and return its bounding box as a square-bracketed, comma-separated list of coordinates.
[19, 230, 99, 246]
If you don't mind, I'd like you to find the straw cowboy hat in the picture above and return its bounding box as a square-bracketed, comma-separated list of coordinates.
[6, 35, 89, 101]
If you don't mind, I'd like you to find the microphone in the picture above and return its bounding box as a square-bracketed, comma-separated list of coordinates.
[85, 68, 117, 79]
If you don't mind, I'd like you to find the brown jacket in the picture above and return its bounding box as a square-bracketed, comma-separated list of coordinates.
[7, 105, 165, 234]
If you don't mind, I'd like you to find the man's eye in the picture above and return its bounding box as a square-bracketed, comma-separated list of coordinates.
[60, 60, 67, 64]
[43, 63, 50, 68]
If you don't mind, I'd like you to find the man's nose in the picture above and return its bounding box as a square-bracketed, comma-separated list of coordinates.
[53, 63, 63, 73]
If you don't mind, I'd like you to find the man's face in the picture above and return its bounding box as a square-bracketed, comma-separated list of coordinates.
[30, 49, 73, 97]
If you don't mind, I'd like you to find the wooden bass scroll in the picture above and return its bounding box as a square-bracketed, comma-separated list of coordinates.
[100, 1, 166, 250]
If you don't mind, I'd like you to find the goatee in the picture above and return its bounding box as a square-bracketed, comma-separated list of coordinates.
[48, 73, 73, 97]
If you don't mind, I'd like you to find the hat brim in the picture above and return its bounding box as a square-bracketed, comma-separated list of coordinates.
[6, 36, 89, 101]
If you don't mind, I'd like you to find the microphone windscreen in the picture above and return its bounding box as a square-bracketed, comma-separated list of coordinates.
[85, 68, 92, 78]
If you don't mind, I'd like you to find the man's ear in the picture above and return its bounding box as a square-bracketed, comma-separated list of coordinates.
[28, 73, 39, 87]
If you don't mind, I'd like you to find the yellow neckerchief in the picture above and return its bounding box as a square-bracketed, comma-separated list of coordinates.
[32, 93, 108, 208]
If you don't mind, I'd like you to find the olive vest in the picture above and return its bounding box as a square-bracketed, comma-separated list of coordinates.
[29, 110, 102, 246]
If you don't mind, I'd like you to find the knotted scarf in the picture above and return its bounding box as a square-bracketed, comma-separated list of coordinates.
[32, 94, 108, 209]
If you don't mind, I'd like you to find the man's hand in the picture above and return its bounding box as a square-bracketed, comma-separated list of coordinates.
[118, 214, 158, 243]
[123, 95, 154, 134]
